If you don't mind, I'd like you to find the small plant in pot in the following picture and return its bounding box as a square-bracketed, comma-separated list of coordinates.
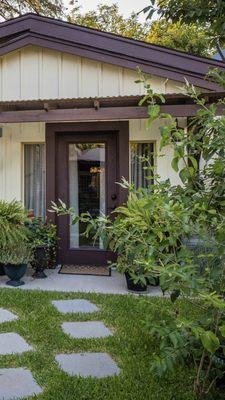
[0, 242, 33, 286]
[27, 217, 58, 278]
[0, 199, 30, 279]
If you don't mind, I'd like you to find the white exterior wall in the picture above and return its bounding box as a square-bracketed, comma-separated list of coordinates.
[0, 46, 187, 203]
[0, 46, 182, 100]
[0, 123, 45, 202]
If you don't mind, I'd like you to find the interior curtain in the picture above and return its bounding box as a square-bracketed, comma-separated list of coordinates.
[24, 144, 46, 219]
[69, 144, 79, 248]
[131, 143, 154, 190]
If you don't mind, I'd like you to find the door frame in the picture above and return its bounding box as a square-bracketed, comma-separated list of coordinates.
[46, 121, 129, 262]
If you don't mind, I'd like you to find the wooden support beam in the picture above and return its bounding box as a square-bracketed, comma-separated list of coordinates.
[0, 104, 224, 123]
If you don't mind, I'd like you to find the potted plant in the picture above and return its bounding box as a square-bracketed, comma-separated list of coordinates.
[52, 197, 152, 293]
[0, 241, 33, 286]
[0, 200, 30, 278]
[27, 217, 58, 278]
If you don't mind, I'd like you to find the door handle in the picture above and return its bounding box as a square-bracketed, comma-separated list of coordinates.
[111, 193, 117, 201]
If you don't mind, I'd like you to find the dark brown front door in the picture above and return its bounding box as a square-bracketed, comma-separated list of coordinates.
[56, 131, 118, 265]
[46, 121, 129, 266]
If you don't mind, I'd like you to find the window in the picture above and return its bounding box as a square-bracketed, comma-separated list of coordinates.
[24, 144, 46, 219]
[130, 142, 154, 190]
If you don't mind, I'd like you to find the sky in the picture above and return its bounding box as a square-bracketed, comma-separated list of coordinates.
[65, 0, 150, 22]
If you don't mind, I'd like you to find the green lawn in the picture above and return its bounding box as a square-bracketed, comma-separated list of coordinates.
[0, 289, 203, 400]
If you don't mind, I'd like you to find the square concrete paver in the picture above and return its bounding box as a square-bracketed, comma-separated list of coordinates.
[0, 308, 18, 324]
[56, 352, 120, 378]
[0, 368, 43, 399]
[62, 321, 113, 339]
[52, 299, 99, 314]
[0, 333, 33, 355]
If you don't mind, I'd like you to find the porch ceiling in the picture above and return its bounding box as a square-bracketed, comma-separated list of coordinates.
[0, 93, 224, 123]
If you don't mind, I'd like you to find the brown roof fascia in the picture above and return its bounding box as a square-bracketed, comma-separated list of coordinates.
[0, 14, 225, 91]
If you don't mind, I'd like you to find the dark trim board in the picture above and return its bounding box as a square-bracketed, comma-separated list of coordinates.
[0, 103, 225, 124]
[0, 13, 225, 90]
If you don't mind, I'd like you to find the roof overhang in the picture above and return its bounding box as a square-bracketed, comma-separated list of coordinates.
[0, 14, 225, 91]
[0, 93, 224, 123]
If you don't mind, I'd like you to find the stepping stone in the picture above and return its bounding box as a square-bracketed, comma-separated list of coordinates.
[56, 352, 120, 378]
[0, 308, 18, 324]
[61, 321, 113, 339]
[52, 299, 99, 314]
[0, 368, 43, 400]
[0, 333, 33, 355]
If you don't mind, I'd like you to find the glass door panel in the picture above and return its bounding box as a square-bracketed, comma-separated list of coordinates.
[69, 143, 106, 249]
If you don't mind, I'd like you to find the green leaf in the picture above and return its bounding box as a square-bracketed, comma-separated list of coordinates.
[200, 331, 220, 353]
[171, 157, 179, 172]
[219, 325, 225, 338]
[188, 156, 198, 170]
[179, 168, 189, 183]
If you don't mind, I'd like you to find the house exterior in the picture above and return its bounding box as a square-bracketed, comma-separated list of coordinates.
[0, 13, 224, 266]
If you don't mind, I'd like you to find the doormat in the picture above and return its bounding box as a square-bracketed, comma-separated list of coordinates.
[59, 264, 111, 277]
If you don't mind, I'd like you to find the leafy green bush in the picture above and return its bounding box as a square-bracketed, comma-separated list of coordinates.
[136, 69, 225, 397]
[26, 217, 57, 247]
[0, 241, 33, 265]
[73, 180, 192, 286]
[0, 200, 29, 248]
[26, 217, 58, 269]
[0, 200, 32, 266]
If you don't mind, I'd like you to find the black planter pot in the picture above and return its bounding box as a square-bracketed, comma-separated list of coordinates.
[46, 245, 57, 269]
[32, 245, 47, 278]
[4, 263, 27, 287]
[125, 271, 148, 293]
[0, 263, 5, 276]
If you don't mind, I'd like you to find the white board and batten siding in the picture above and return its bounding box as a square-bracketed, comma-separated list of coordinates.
[0, 46, 185, 202]
[0, 46, 182, 100]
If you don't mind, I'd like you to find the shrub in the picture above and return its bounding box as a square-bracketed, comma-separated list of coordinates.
[0, 200, 29, 248]
[0, 241, 33, 265]
[136, 69, 225, 397]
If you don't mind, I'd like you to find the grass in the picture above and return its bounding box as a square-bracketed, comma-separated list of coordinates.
[0, 289, 203, 400]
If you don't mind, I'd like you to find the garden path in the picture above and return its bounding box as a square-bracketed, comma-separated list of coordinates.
[53, 299, 121, 378]
[0, 300, 120, 399]
[0, 308, 42, 400]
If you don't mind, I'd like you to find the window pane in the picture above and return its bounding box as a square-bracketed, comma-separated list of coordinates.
[24, 144, 46, 219]
[130, 142, 154, 190]
[69, 143, 106, 249]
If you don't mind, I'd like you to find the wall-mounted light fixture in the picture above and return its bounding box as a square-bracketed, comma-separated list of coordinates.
[175, 117, 187, 130]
